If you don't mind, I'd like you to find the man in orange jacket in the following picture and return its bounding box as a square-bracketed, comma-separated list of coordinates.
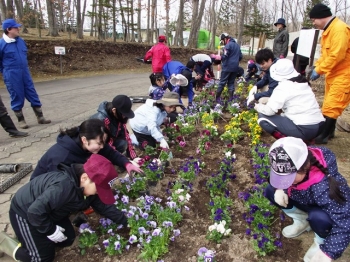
[144, 35, 172, 73]
[309, 4, 350, 144]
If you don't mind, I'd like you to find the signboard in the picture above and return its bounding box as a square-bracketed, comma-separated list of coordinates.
[54, 46, 66, 55]
[297, 29, 320, 58]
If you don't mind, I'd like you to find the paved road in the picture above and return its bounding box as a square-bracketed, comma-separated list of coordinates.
[0, 72, 150, 254]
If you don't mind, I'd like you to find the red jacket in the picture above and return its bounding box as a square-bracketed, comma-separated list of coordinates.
[144, 42, 171, 73]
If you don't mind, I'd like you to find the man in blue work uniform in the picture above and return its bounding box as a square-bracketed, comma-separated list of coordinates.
[0, 19, 50, 129]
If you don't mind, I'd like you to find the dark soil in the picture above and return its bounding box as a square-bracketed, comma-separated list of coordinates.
[2, 33, 349, 261]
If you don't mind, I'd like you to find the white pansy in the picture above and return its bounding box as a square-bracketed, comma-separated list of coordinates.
[216, 223, 225, 234]
[208, 225, 217, 231]
[225, 151, 231, 158]
[220, 220, 226, 226]
[224, 229, 232, 236]
[175, 189, 184, 194]
[185, 193, 191, 201]
[178, 195, 185, 202]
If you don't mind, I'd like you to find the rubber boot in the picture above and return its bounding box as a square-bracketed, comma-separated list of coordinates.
[315, 116, 337, 144]
[303, 233, 324, 262]
[32, 107, 51, 124]
[13, 110, 29, 129]
[0, 231, 20, 261]
[282, 207, 311, 238]
[0, 114, 28, 138]
[271, 131, 286, 139]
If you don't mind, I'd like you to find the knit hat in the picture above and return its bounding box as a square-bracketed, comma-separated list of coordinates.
[309, 4, 332, 19]
[112, 95, 134, 118]
[268, 137, 308, 189]
[83, 154, 118, 204]
[156, 92, 183, 107]
[274, 18, 286, 27]
[270, 59, 299, 81]
[2, 19, 21, 30]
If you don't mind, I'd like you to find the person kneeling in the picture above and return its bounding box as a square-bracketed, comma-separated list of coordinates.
[265, 137, 350, 262]
[255, 59, 324, 143]
[129, 92, 182, 150]
[0, 154, 127, 262]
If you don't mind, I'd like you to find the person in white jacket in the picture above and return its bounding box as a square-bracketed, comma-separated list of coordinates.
[129, 92, 182, 150]
[255, 59, 325, 142]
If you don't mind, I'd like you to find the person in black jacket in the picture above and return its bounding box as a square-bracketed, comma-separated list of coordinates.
[90, 95, 137, 159]
[30, 118, 142, 180]
[0, 154, 126, 262]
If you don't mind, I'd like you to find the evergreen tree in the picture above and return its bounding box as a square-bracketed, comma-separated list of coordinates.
[302, 0, 330, 27]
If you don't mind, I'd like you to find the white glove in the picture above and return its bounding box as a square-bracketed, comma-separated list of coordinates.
[310, 250, 332, 262]
[159, 138, 169, 149]
[246, 94, 255, 106]
[248, 85, 257, 97]
[47, 225, 67, 243]
[253, 103, 260, 111]
[274, 189, 289, 208]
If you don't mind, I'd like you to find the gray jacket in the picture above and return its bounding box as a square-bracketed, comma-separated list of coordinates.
[273, 27, 289, 58]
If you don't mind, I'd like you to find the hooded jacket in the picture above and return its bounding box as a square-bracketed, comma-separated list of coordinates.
[11, 164, 126, 235]
[30, 133, 129, 179]
[144, 42, 171, 73]
[91, 101, 137, 159]
[287, 147, 350, 260]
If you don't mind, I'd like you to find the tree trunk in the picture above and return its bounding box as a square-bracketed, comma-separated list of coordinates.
[237, 0, 247, 46]
[146, 0, 150, 43]
[164, 0, 170, 45]
[6, 0, 14, 18]
[209, 0, 217, 50]
[118, 0, 127, 41]
[14, 0, 27, 32]
[76, 0, 83, 39]
[46, 0, 59, 36]
[150, 0, 156, 43]
[174, 0, 185, 46]
[0, 0, 7, 21]
[33, 0, 41, 37]
[130, 0, 135, 41]
[188, 0, 206, 48]
[137, 0, 142, 42]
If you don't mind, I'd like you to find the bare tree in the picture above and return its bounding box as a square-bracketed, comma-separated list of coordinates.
[237, 0, 247, 45]
[0, 0, 7, 20]
[164, 0, 170, 44]
[46, 0, 59, 36]
[136, 0, 142, 42]
[174, 0, 185, 46]
[187, 0, 206, 48]
[6, 0, 14, 18]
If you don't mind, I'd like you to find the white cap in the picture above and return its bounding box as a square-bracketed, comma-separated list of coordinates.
[270, 59, 299, 82]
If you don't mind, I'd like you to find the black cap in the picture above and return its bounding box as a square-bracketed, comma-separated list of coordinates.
[112, 95, 134, 118]
[309, 4, 332, 19]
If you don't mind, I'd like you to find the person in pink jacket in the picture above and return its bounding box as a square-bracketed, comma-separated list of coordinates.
[144, 35, 172, 73]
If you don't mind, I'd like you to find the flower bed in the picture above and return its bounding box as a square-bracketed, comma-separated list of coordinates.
[56, 79, 304, 262]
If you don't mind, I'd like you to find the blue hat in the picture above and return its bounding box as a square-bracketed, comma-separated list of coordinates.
[247, 63, 257, 72]
[2, 19, 22, 30]
[274, 18, 286, 27]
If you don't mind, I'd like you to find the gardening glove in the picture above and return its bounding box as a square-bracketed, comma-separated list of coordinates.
[310, 70, 320, 81]
[310, 250, 332, 262]
[47, 225, 67, 243]
[125, 162, 144, 178]
[246, 94, 255, 106]
[248, 85, 258, 97]
[253, 103, 260, 111]
[159, 138, 169, 149]
[274, 189, 289, 208]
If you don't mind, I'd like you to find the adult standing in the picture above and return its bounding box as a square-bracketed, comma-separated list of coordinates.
[0, 19, 51, 129]
[215, 33, 242, 102]
[144, 35, 172, 73]
[273, 18, 289, 59]
[308, 4, 350, 144]
[90, 95, 137, 159]
[0, 95, 28, 137]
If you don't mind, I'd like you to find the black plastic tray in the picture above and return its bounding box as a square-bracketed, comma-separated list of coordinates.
[0, 163, 33, 193]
